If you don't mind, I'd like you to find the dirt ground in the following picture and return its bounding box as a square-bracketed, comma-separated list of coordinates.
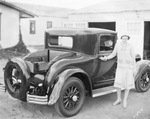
[0, 59, 150, 119]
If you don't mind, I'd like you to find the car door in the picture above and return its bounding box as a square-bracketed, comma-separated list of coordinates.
[93, 34, 117, 89]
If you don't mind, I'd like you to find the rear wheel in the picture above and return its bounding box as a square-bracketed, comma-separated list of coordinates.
[135, 69, 150, 92]
[4, 61, 29, 101]
[54, 77, 85, 117]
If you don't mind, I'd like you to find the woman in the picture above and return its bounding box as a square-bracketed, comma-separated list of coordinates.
[101, 35, 136, 108]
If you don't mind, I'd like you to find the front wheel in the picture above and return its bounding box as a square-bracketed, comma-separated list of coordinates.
[54, 77, 85, 117]
[135, 69, 150, 92]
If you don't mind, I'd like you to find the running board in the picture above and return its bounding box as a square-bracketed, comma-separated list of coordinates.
[92, 86, 121, 98]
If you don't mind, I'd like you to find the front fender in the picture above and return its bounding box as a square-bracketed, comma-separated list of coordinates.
[135, 60, 150, 81]
[47, 68, 90, 105]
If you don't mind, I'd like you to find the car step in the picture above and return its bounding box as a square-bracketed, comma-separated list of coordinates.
[92, 86, 124, 98]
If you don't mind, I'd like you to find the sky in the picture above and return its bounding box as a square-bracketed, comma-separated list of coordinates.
[5, 0, 106, 9]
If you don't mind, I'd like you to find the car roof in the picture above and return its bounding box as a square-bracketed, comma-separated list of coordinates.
[46, 28, 117, 36]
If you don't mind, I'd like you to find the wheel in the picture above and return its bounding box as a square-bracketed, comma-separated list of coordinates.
[54, 77, 85, 117]
[4, 61, 29, 101]
[135, 69, 150, 92]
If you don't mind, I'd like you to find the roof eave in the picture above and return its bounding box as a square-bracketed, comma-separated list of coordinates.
[71, 9, 150, 15]
[20, 11, 38, 18]
[0, 1, 37, 18]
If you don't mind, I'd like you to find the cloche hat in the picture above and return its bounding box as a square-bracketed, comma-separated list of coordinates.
[121, 35, 130, 40]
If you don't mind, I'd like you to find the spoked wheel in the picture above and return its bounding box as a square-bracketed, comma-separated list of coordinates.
[54, 77, 85, 117]
[135, 69, 150, 92]
[4, 61, 29, 101]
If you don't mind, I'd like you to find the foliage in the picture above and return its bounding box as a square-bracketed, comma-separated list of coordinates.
[0, 33, 30, 59]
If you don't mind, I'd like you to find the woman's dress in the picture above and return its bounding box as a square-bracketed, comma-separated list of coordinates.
[107, 40, 135, 89]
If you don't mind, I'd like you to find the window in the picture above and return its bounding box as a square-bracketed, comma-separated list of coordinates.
[75, 23, 87, 28]
[127, 22, 141, 35]
[47, 21, 52, 29]
[64, 23, 73, 28]
[63, 22, 88, 28]
[48, 36, 73, 48]
[30, 20, 36, 34]
[100, 35, 116, 51]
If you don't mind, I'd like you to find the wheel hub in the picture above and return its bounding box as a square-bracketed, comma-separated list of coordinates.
[63, 85, 80, 110]
[140, 71, 150, 89]
[8, 68, 22, 92]
[72, 95, 78, 102]
[146, 76, 149, 82]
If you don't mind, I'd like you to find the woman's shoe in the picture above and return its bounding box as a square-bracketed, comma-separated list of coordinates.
[123, 100, 127, 109]
[113, 99, 122, 106]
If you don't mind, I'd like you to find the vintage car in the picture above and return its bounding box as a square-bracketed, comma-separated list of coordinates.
[3, 28, 150, 117]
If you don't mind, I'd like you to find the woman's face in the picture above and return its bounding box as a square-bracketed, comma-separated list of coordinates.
[121, 36, 128, 42]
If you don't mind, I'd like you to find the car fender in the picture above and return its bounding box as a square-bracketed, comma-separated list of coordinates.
[11, 57, 30, 79]
[48, 68, 91, 105]
[135, 60, 150, 81]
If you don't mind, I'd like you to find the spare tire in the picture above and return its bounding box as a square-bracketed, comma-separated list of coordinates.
[4, 60, 29, 101]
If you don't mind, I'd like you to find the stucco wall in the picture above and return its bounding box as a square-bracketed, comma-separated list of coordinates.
[68, 11, 150, 58]
[0, 4, 19, 48]
[21, 17, 68, 46]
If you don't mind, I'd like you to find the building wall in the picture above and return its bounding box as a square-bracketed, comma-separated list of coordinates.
[0, 4, 19, 48]
[21, 17, 68, 46]
[68, 11, 150, 58]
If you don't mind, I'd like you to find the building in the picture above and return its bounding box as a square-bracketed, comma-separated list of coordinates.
[0, 1, 35, 48]
[13, 3, 74, 46]
[65, 0, 150, 58]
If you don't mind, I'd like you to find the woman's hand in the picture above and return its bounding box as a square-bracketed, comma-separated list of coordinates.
[100, 56, 108, 61]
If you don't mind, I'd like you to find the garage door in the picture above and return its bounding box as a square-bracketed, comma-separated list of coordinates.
[0, 13, 1, 40]
[144, 21, 150, 59]
[88, 22, 116, 31]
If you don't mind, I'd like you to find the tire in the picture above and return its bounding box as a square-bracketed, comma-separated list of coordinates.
[54, 77, 85, 117]
[135, 69, 150, 92]
[4, 61, 29, 101]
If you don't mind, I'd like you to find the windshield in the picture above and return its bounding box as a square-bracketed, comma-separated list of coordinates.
[48, 35, 73, 48]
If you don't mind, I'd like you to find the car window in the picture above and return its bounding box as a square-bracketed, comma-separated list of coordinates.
[100, 35, 115, 52]
[48, 36, 73, 48]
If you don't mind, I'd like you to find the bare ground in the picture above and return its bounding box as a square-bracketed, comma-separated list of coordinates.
[0, 59, 150, 119]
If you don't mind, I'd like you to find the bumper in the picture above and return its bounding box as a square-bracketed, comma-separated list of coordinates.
[27, 93, 48, 105]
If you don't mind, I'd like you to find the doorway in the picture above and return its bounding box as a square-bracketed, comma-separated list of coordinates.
[144, 21, 150, 59]
[0, 13, 1, 40]
[88, 22, 116, 31]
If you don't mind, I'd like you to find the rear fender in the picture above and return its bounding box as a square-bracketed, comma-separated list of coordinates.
[48, 68, 91, 105]
[135, 60, 150, 81]
[11, 58, 30, 79]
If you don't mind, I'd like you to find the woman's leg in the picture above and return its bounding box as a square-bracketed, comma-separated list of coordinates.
[123, 89, 130, 108]
[113, 88, 122, 105]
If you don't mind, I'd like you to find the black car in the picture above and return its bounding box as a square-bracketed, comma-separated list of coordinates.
[4, 28, 150, 117]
